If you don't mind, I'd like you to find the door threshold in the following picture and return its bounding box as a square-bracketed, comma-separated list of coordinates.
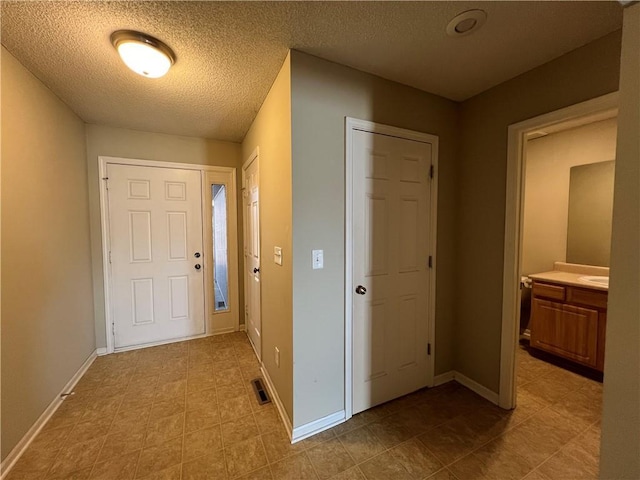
[113, 332, 211, 354]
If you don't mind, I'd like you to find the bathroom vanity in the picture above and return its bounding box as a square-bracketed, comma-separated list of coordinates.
[528, 263, 608, 372]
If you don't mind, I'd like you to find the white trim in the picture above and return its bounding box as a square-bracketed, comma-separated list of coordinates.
[344, 119, 354, 421]
[260, 364, 293, 439]
[500, 93, 618, 409]
[241, 149, 261, 361]
[203, 169, 239, 335]
[98, 158, 114, 354]
[434, 371, 455, 386]
[291, 410, 346, 443]
[239, 324, 246, 332]
[242, 147, 260, 172]
[344, 118, 439, 420]
[432, 371, 499, 405]
[98, 155, 236, 354]
[1, 350, 97, 479]
[96, 347, 108, 356]
[99, 156, 218, 171]
[454, 371, 500, 406]
[212, 326, 239, 335]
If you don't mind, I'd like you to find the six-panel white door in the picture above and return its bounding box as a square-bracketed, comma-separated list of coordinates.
[108, 164, 205, 348]
[244, 157, 261, 358]
[352, 130, 432, 414]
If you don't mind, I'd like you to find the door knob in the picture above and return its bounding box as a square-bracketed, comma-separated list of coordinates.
[195, 264, 201, 270]
[355, 285, 367, 295]
[194, 252, 201, 258]
[253, 267, 260, 274]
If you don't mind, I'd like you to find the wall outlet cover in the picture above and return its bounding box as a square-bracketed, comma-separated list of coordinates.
[312, 249, 324, 269]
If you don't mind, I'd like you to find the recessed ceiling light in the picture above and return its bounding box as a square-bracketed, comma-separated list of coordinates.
[446, 10, 487, 37]
[111, 30, 176, 78]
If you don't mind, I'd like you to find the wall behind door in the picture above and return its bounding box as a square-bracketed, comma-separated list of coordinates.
[290, 51, 459, 428]
[85, 125, 242, 348]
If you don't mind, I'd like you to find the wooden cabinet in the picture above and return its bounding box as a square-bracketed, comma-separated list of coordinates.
[530, 281, 607, 371]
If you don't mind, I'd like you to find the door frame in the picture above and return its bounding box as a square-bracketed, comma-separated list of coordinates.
[499, 92, 618, 408]
[241, 147, 261, 360]
[344, 118, 439, 420]
[98, 156, 239, 354]
[204, 169, 239, 335]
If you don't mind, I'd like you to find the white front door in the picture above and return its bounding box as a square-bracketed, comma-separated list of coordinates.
[108, 164, 205, 349]
[243, 156, 261, 358]
[352, 129, 433, 414]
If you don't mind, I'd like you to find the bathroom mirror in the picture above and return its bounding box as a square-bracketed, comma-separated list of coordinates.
[566, 160, 615, 267]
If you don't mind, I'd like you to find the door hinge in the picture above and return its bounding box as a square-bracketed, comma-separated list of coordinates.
[427, 343, 432, 355]
[108, 251, 112, 264]
[428, 256, 433, 268]
[102, 176, 109, 190]
[112, 323, 115, 336]
[429, 165, 434, 179]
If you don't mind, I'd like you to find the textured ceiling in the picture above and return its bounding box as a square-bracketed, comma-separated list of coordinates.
[1, 1, 623, 142]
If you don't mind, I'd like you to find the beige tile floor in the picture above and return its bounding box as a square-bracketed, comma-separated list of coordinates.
[6, 335, 602, 480]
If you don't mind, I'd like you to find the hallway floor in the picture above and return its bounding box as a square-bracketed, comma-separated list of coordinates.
[6, 334, 601, 480]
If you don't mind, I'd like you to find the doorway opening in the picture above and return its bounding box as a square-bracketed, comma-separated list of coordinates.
[500, 92, 618, 409]
[99, 156, 239, 353]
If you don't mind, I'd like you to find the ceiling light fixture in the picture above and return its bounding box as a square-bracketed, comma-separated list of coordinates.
[446, 10, 487, 37]
[111, 30, 176, 78]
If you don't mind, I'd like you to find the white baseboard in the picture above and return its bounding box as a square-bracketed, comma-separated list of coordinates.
[96, 347, 108, 356]
[432, 370, 499, 406]
[452, 371, 500, 405]
[1, 350, 98, 479]
[260, 365, 293, 439]
[212, 326, 237, 335]
[291, 410, 346, 443]
[434, 371, 455, 386]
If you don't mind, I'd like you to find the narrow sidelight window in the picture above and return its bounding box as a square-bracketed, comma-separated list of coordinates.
[212, 184, 229, 312]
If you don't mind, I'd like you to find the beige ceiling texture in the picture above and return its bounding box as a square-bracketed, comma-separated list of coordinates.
[1, 1, 622, 142]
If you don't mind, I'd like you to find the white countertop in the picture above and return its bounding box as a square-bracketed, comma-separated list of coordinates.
[528, 262, 609, 292]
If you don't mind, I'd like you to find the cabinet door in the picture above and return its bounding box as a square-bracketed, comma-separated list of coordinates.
[530, 299, 599, 368]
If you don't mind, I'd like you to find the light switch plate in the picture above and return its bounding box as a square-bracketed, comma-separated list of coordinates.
[274, 246, 282, 266]
[312, 249, 324, 269]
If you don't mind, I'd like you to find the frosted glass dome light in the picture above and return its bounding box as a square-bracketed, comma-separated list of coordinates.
[111, 30, 176, 78]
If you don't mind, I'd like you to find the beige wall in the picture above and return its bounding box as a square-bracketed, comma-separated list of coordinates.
[290, 51, 459, 427]
[600, 4, 640, 477]
[456, 31, 621, 393]
[85, 125, 242, 348]
[1, 48, 95, 460]
[523, 118, 617, 275]
[241, 54, 294, 422]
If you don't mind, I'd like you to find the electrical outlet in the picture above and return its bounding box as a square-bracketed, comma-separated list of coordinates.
[275, 347, 280, 367]
[312, 249, 324, 269]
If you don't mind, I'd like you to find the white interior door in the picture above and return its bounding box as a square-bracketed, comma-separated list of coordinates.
[108, 164, 205, 349]
[244, 156, 261, 358]
[352, 130, 432, 414]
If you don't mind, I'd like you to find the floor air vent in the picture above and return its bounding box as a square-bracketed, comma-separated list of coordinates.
[251, 378, 271, 405]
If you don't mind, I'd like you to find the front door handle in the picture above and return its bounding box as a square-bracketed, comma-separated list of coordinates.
[355, 285, 367, 295]
[195, 264, 201, 270]
[253, 267, 260, 274]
